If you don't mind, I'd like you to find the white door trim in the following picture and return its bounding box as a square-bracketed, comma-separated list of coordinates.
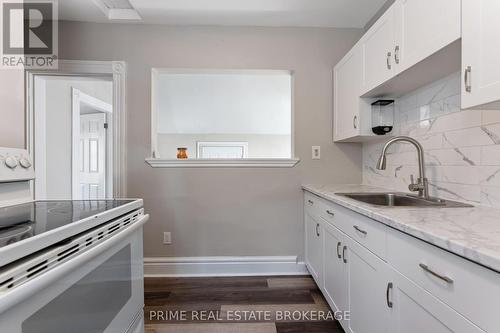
[26, 60, 127, 198]
[143, 256, 308, 277]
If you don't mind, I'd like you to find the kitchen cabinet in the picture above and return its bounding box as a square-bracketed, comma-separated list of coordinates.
[394, 0, 461, 75]
[462, 0, 500, 109]
[333, 45, 363, 141]
[322, 222, 348, 320]
[346, 237, 390, 333]
[361, 5, 396, 93]
[335, 0, 463, 141]
[304, 211, 323, 286]
[389, 268, 484, 333]
[303, 190, 495, 333]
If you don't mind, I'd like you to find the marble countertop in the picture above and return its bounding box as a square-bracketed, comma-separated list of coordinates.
[302, 184, 500, 273]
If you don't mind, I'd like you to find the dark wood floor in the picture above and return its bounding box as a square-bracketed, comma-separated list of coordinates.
[144, 276, 345, 333]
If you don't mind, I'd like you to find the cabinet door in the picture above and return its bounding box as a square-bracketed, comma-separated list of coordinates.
[394, 0, 460, 74]
[346, 240, 390, 333]
[462, 0, 500, 109]
[322, 222, 348, 319]
[333, 45, 362, 141]
[305, 212, 323, 286]
[389, 268, 485, 333]
[362, 5, 396, 94]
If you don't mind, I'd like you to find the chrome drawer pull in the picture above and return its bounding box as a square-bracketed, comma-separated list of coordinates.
[326, 210, 335, 217]
[419, 263, 454, 284]
[353, 225, 367, 235]
[307, 199, 314, 205]
[336, 242, 342, 259]
[386, 282, 393, 308]
[342, 245, 347, 264]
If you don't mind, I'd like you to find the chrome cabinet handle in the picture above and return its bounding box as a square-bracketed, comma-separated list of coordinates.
[316, 223, 320, 237]
[326, 210, 335, 217]
[394, 45, 400, 64]
[353, 115, 358, 129]
[342, 245, 347, 264]
[419, 263, 454, 284]
[464, 66, 472, 93]
[307, 199, 314, 205]
[386, 51, 392, 70]
[386, 282, 393, 308]
[353, 225, 367, 236]
[336, 242, 342, 259]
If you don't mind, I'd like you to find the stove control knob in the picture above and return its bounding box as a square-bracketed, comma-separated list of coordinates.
[19, 158, 32, 169]
[5, 156, 18, 169]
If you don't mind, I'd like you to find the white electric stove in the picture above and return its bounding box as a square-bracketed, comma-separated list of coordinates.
[0, 147, 149, 333]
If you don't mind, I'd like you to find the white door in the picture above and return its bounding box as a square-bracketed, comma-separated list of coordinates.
[334, 45, 362, 141]
[394, 0, 460, 74]
[347, 240, 390, 333]
[462, 0, 500, 109]
[388, 268, 485, 333]
[362, 4, 396, 94]
[78, 113, 107, 200]
[305, 212, 323, 286]
[322, 222, 348, 326]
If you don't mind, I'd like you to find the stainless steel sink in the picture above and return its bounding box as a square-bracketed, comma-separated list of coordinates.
[335, 192, 473, 208]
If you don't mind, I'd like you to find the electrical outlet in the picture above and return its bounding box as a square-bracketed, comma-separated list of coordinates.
[163, 232, 172, 244]
[312, 146, 321, 160]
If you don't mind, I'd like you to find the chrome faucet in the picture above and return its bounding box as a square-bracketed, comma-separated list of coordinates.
[376, 136, 429, 199]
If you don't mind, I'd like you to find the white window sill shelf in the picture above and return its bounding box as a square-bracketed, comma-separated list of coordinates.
[145, 158, 300, 168]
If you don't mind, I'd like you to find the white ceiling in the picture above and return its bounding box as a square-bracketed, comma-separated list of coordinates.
[59, 0, 388, 28]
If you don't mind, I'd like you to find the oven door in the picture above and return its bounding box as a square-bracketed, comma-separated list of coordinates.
[0, 213, 148, 333]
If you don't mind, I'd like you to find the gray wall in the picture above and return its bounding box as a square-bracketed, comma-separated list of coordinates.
[59, 22, 363, 258]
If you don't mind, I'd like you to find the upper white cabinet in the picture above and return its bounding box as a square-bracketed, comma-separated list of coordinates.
[362, 5, 396, 93]
[335, 0, 462, 142]
[360, 0, 461, 96]
[462, 0, 500, 109]
[333, 45, 363, 141]
[394, 0, 461, 74]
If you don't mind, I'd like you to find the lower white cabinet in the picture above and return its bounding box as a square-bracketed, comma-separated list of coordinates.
[305, 211, 323, 286]
[347, 238, 390, 333]
[304, 191, 491, 333]
[323, 220, 390, 333]
[388, 267, 484, 333]
[323, 222, 348, 324]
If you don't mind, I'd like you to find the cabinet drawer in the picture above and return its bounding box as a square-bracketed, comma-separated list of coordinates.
[387, 228, 500, 332]
[304, 192, 326, 218]
[318, 199, 387, 260]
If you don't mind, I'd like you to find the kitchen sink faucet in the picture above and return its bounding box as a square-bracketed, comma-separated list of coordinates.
[376, 136, 429, 200]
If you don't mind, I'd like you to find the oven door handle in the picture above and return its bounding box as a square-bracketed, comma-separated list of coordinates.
[0, 214, 149, 313]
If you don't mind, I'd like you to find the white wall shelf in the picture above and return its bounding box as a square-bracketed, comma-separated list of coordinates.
[145, 158, 300, 168]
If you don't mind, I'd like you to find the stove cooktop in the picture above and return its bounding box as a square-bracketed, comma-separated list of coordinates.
[0, 200, 135, 249]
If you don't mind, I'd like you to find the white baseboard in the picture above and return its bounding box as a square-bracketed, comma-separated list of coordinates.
[144, 256, 308, 277]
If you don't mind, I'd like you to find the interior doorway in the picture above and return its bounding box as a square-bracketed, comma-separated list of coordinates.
[31, 75, 113, 200]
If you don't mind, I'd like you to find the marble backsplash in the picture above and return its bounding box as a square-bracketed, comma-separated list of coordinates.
[363, 72, 500, 207]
